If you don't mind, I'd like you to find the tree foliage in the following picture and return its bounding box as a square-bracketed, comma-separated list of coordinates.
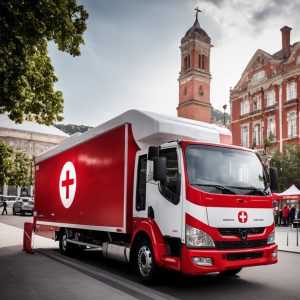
[0, 141, 32, 187]
[0, 0, 88, 125]
[270, 143, 300, 191]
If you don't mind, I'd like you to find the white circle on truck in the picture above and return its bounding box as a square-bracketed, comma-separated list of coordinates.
[59, 161, 77, 208]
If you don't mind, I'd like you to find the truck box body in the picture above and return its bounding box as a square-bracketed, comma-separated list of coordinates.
[35, 124, 139, 235]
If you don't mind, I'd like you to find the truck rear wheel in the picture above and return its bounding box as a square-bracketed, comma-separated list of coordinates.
[135, 239, 157, 284]
[59, 231, 72, 255]
[219, 268, 242, 276]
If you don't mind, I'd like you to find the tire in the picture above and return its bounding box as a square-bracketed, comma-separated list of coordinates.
[134, 239, 157, 284]
[219, 268, 242, 276]
[59, 230, 79, 255]
[59, 230, 71, 255]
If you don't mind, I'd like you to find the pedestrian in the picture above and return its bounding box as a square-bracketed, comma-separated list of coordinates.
[273, 206, 279, 226]
[1, 200, 8, 215]
[279, 208, 283, 226]
[288, 205, 292, 225]
[282, 204, 289, 226]
[290, 205, 296, 225]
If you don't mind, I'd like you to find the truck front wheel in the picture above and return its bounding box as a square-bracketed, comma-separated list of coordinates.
[135, 239, 157, 284]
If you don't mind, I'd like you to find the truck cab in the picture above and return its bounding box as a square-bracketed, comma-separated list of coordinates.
[131, 140, 277, 281]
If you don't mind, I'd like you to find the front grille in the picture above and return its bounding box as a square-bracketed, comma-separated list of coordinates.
[215, 239, 267, 250]
[226, 251, 264, 261]
[218, 227, 265, 236]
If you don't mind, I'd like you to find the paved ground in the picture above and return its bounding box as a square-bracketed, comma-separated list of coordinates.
[0, 214, 300, 300]
[275, 226, 300, 253]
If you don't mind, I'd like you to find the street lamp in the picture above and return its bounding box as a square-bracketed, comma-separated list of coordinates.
[223, 104, 227, 126]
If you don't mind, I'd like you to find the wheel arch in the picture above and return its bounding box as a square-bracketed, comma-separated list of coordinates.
[130, 219, 167, 267]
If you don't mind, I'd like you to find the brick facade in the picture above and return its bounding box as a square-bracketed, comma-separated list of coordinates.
[177, 16, 212, 123]
[230, 26, 300, 152]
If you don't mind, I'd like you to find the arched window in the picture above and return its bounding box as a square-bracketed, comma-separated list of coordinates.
[184, 54, 191, 71]
[287, 111, 297, 138]
[241, 98, 250, 115]
[241, 125, 249, 147]
[198, 54, 206, 70]
[253, 124, 261, 147]
[286, 81, 297, 101]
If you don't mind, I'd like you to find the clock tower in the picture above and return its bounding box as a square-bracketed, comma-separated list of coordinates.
[177, 9, 212, 123]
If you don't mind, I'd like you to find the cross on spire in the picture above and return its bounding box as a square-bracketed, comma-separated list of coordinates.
[195, 6, 202, 20]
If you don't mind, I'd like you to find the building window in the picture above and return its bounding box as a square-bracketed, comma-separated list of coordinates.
[253, 124, 261, 147]
[253, 95, 261, 111]
[287, 111, 297, 138]
[267, 117, 276, 139]
[241, 98, 250, 115]
[198, 54, 206, 70]
[266, 89, 276, 107]
[241, 126, 249, 147]
[184, 54, 191, 71]
[286, 81, 297, 101]
[251, 70, 265, 84]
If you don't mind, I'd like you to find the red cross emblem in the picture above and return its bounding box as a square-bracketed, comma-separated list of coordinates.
[61, 170, 74, 199]
[238, 211, 248, 223]
[59, 161, 77, 208]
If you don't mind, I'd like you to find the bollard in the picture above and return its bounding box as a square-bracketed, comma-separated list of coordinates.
[286, 232, 289, 246]
[23, 222, 34, 254]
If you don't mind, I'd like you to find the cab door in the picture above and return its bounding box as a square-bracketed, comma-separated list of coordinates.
[146, 147, 183, 238]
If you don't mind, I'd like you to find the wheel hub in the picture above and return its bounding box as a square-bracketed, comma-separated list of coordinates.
[137, 245, 152, 277]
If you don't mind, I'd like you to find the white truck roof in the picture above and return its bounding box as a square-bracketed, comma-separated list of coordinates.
[36, 110, 232, 163]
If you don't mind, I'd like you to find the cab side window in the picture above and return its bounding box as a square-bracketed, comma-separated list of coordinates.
[159, 148, 180, 204]
[136, 155, 147, 211]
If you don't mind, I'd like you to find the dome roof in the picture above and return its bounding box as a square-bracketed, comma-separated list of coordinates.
[183, 18, 211, 43]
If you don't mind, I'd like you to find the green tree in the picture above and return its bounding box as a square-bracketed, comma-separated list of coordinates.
[270, 143, 300, 191]
[0, 0, 88, 125]
[0, 141, 14, 186]
[0, 141, 32, 187]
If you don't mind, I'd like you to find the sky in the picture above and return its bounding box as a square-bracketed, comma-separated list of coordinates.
[49, 0, 300, 127]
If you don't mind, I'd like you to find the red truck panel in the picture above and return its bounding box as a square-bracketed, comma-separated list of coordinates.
[35, 124, 139, 233]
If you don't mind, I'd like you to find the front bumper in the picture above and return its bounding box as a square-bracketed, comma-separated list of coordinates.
[181, 243, 278, 275]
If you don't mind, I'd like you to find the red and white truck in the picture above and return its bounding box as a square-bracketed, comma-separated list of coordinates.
[33, 110, 278, 283]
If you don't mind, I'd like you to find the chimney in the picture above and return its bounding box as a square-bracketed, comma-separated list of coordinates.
[281, 26, 292, 58]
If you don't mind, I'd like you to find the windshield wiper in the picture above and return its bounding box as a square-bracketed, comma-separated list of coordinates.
[192, 183, 236, 195]
[227, 185, 269, 196]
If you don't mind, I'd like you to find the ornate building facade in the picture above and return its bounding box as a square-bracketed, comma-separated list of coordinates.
[230, 26, 300, 152]
[177, 11, 212, 123]
[0, 114, 68, 196]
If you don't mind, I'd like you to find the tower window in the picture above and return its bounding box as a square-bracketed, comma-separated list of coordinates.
[199, 54, 206, 70]
[184, 54, 191, 71]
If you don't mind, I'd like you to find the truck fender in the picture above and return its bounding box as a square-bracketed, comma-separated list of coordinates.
[130, 218, 167, 268]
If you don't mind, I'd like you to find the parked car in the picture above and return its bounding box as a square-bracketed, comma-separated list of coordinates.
[13, 197, 34, 216]
[0, 195, 18, 207]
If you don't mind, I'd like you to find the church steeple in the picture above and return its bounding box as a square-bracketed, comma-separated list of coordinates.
[177, 9, 212, 123]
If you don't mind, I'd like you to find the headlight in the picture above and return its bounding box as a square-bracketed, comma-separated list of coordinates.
[186, 225, 215, 248]
[267, 230, 275, 244]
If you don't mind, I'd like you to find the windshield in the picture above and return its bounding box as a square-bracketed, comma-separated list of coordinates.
[185, 145, 269, 196]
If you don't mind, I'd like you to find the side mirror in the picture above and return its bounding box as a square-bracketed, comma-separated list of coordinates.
[148, 146, 159, 161]
[153, 157, 166, 182]
[269, 167, 278, 192]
